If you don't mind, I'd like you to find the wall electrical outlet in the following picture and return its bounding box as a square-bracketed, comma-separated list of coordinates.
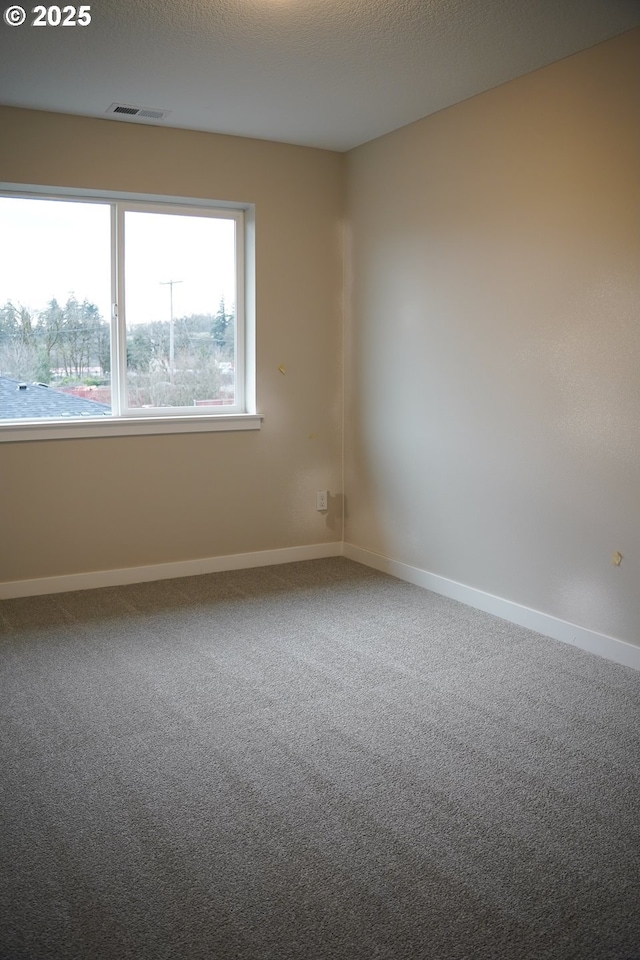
[316, 490, 328, 512]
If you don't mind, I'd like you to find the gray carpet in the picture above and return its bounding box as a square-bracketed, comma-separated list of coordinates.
[0, 557, 639, 960]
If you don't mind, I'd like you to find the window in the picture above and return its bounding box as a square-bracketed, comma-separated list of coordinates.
[0, 188, 258, 440]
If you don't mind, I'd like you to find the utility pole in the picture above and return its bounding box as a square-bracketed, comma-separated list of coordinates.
[160, 279, 183, 379]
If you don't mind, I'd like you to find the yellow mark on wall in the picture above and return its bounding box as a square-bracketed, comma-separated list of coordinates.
[612, 551, 623, 567]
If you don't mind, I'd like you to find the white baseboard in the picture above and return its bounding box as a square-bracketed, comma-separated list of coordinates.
[343, 543, 640, 672]
[3, 538, 637, 672]
[0, 542, 344, 600]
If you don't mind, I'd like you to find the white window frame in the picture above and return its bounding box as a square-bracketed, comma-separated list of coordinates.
[0, 185, 260, 442]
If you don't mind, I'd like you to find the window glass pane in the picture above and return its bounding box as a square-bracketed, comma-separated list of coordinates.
[124, 211, 236, 410]
[0, 196, 112, 420]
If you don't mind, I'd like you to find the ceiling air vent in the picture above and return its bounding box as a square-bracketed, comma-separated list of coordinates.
[107, 103, 171, 122]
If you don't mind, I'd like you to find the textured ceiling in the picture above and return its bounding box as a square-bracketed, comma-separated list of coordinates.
[1, 0, 639, 151]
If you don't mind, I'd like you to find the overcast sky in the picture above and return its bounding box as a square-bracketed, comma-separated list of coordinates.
[0, 196, 237, 325]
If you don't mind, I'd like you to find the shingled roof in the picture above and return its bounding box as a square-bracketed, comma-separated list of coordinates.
[0, 377, 111, 420]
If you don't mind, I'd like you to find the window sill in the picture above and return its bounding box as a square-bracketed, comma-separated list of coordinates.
[0, 414, 263, 443]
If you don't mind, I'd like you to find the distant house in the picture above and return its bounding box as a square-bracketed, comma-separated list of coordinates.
[0, 377, 111, 420]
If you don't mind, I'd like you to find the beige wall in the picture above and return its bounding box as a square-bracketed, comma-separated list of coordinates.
[345, 29, 640, 645]
[0, 108, 344, 581]
[2, 29, 639, 650]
